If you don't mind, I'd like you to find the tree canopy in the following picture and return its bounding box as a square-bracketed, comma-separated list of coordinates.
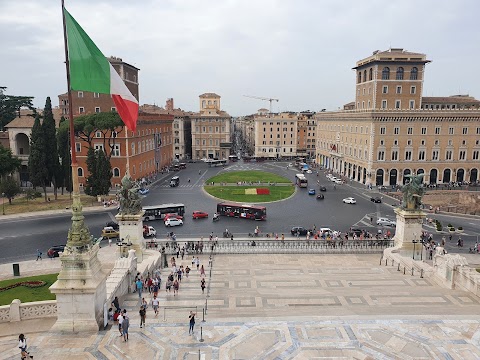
[85, 147, 112, 197]
[28, 115, 48, 197]
[0, 177, 21, 204]
[0, 86, 36, 131]
[42, 97, 60, 199]
[0, 144, 21, 178]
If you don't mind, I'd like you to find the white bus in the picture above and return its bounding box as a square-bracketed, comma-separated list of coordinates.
[143, 203, 185, 221]
[295, 173, 308, 188]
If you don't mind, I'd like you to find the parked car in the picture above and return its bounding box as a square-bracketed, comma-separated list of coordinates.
[192, 211, 209, 219]
[101, 226, 120, 239]
[343, 197, 357, 204]
[333, 178, 343, 184]
[316, 194, 325, 200]
[105, 221, 119, 230]
[138, 188, 150, 195]
[47, 245, 65, 258]
[164, 213, 183, 221]
[370, 196, 382, 203]
[319, 186, 327, 192]
[377, 218, 396, 227]
[143, 225, 156, 237]
[305, 169, 313, 174]
[308, 189, 316, 195]
[290, 226, 311, 236]
[165, 218, 184, 227]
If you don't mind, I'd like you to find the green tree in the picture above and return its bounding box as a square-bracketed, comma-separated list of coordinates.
[41, 97, 60, 200]
[57, 116, 72, 195]
[0, 144, 21, 178]
[0, 176, 21, 204]
[85, 147, 112, 197]
[28, 115, 48, 200]
[0, 86, 36, 130]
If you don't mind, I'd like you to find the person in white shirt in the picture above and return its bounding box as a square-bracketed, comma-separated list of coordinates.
[151, 295, 160, 316]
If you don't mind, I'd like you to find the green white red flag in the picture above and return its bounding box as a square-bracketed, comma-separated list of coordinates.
[63, 7, 138, 132]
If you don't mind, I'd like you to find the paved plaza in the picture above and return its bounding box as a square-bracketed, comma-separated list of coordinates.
[1, 253, 480, 359]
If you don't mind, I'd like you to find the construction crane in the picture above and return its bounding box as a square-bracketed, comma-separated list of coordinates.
[243, 95, 279, 114]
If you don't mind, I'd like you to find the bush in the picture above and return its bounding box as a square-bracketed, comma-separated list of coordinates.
[449, 227, 455, 232]
[436, 223, 442, 231]
[458, 226, 463, 230]
[25, 189, 42, 200]
[447, 223, 453, 228]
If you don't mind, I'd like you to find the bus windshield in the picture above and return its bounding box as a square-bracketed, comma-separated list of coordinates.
[295, 173, 308, 188]
[217, 202, 266, 220]
[143, 203, 185, 221]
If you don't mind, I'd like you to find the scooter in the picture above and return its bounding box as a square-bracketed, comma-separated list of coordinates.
[213, 216, 219, 222]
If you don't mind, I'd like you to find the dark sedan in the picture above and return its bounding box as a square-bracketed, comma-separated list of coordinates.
[290, 226, 312, 236]
[370, 197, 382, 203]
[319, 186, 327, 192]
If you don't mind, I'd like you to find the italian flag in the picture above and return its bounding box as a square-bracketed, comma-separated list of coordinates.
[63, 8, 138, 131]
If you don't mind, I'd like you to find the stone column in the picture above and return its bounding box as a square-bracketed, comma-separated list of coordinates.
[116, 211, 146, 263]
[49, 243, 107, 332]
[392, 207, 426, 250]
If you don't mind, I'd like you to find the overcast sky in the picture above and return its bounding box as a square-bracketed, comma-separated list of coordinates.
[1, 0, 479, 116]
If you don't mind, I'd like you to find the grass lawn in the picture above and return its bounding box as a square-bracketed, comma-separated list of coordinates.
[2, 194, 100, 215]
[0, 273, 58, 306]
[206, 170, 291, 184]
[205, 185, 295, 203]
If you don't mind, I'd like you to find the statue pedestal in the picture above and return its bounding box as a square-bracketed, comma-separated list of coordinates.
[116, 211, 145, 263]
[393, 207, 426, 250]
[49, 244, 107, 332]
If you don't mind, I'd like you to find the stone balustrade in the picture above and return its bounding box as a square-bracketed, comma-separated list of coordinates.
[0, 299, 57, 324]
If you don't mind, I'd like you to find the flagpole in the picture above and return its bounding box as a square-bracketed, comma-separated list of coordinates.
[125, 128, 130, 174]
[61, 0, 91, 249]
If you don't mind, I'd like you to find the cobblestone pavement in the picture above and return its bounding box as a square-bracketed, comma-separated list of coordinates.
[1, 254, 480, 359]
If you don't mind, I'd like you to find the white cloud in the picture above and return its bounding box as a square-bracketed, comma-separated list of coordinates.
[1, 0, 479, 115]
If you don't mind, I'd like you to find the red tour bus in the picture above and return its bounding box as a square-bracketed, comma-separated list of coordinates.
[216, 202, 267, 220]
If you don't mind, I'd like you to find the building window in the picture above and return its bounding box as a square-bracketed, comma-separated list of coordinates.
[449, 127, 454, 135]
[396, 86, 402, 94]
[410, 67, 418, 80]
[113, 168, 120, 177]
[410, 86, 416, 94]
[94, 144, 104, 152]
[445, 150, 452, 160]
[434, 140, 439, 146]
[462, 127, 468, 135]
[381, 100, 387, 109]
[112, 144, 120, 157]
[391, 150, 398, 161]
[378, 151, 385, 161]
[78, 167, 84, 177]
[459, 150, 466, 160]
[421, 140, 425, 145]
[407, 127, 413, 135]
[79, 107, 84, 114]
[409, 100, 415, 109]
[95, 107, 100, 113]
[382, 67, 390, 80]
[421, 127, 427, 135]
[432, 150, 439, 161]
[394, 127, 399, 135]
[382, 86, 388, 94]
[396, 67, 404, 80]
[407, 139, 412, 146]
[93, 92, 100, 98]
[473, 150, 479, 160]
[477, 127, 480, 135]
[75, 143, 81, 153]
[418, 150, 425, 160]
[111, 107, 116, 112]
[395, 100, 401, 109]
[380, 127, 386, 135]
[435, 127, 441, 135]
[405, 151, 412, 161]
[78, 91, 83, 98]
[357, 72, 361, 84]
[131, 143, 135, 155]
[369, 68, 373, 81]
[394, 139, 398, 145]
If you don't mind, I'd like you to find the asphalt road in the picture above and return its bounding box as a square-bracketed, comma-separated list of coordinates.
[0, 160, 478, 263]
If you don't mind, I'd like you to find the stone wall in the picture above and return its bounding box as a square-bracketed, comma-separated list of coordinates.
[0, 299, 57, 324]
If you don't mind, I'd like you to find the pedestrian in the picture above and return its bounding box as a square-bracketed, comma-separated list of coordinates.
[201, 278, 206, 294]
[141, 297, 148, 309]
[185, 266, 191, 278]
[196, 257, 200, 270]
[208, 256, 212, 267]
[118, 311, 124, 336]
[36, 249, 42, 261]
[18, 334, 32, 359]
[173, 279, 179, 296]
[112, 296, 120, 312]
[122, 315, 129, 341]
[139, 305, 146, 328]
[192, 256, 195, 266]
[151, 295, 159, 316]
[188, 311, 196, 335]
[136, 278, 143, 299]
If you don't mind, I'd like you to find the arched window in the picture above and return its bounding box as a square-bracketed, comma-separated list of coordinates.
[363, 70, 367, 83]
[396, 67, 404, 80]
[358, 72, 361, 84]
[78, 167, 84, 177]
[113, 168, 120, 177]
[410, 67, 418, 80]
[369, 68, 373, 81]
[382, 67, 390, 80]
[202, 100, 206, 108]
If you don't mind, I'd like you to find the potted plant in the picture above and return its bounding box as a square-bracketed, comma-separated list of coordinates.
[457, 226, 464, 233]
[436, 221, 443, 232]
[449, 227, 455, 233]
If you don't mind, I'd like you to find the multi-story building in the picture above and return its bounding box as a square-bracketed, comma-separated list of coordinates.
[254, 112, 298, 159]
[316, 48, 480, 186]
[191, 93, 231, 160]
[59, 56, 139, 118]
[297, 111, 316, 159]
[421, 95, 480, 110]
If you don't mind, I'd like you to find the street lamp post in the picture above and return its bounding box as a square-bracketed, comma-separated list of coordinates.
[412, 239, 418, 260]
[2, 192, 5, 215]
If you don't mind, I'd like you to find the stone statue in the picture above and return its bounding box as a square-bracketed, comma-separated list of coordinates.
[118, 171, 143, 215]
[401, 173, 425, 210]
[65, 194, 92, 250]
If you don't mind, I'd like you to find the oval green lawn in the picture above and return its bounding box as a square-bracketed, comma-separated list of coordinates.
[206, 170, 291, 184]
[204, 171, 295, 203]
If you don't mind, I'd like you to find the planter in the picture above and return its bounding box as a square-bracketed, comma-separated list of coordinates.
[457, 229, 464, 233]
[449, 229, 455, 233]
